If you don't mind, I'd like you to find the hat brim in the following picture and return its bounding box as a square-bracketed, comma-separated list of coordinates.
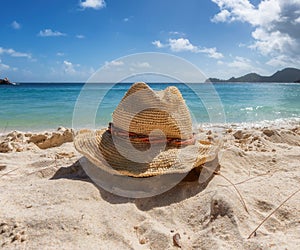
[74, 129, 218, 178]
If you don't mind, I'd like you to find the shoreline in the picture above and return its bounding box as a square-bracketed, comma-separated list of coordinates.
[1, 117, 299, 136]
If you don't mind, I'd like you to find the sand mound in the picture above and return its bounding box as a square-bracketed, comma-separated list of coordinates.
[0, 124, 299, 249]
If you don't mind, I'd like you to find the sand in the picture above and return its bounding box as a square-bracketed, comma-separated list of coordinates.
[0, 124, 299, 249]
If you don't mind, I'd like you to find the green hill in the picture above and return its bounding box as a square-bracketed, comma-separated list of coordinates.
[206, 68, 300, 83]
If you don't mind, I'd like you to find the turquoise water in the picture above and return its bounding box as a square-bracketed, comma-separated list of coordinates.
[0, 82, 299, 132]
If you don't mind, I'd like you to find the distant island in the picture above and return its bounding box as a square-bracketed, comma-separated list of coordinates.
[206, 67, 300, 83]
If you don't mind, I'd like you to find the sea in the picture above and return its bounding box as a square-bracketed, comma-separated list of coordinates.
[0, 82, 299, 133]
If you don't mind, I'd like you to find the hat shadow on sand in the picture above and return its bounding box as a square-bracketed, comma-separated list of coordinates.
[50, 156, 219, 211]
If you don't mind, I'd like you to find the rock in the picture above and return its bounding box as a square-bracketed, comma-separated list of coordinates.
[0, 132, 28, 153]
[29, 128, 74, 149]
[0, 165, 6, 171]
[28, 134, 47, 144]
[16, 147, 24, 152]
[233, 130, 243, 140]
[226, 128, 233, 133]
[7, 131, 18, 138]
[139, 238, 147, 244]
[0, 142, 13, 153]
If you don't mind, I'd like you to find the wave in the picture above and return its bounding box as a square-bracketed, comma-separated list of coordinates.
[196, 117, 300, 131]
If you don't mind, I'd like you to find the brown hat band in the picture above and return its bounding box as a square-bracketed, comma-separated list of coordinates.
[108, 122, 196, 147]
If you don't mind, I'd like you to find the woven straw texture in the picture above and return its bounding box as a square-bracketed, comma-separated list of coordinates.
[113, 82, 192, 139]
[74, 82, 218, 177]
[74, 129, 217, 177]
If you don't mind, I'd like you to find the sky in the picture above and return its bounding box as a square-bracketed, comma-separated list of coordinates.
[0, 0, 300, 82]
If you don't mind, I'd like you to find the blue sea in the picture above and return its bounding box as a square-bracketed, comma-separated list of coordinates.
[0, 82, 299, 132]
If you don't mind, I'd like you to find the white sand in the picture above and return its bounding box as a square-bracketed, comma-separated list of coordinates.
[0, 125, 299, 249]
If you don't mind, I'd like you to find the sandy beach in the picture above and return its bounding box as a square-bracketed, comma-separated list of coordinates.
[0, 123, 299, 249]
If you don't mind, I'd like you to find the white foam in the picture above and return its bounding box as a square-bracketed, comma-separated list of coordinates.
[196, 117, 300, 131]
[240, 107, 254, 111]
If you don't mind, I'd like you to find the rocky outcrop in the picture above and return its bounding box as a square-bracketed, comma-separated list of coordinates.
[0, 131, 28, 153]
[28, 127, 73, 149]
[0, 127, 74, 153]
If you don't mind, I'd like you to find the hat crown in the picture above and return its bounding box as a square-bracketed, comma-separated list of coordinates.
[112, 82, 193, 139]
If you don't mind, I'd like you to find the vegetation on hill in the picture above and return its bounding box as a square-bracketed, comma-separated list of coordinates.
[206, 68, 300, 83]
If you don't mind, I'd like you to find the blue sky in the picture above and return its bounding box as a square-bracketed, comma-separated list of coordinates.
[1, 0, 300, 82]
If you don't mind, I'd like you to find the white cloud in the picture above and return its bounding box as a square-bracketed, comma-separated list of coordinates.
[123, 16, 133, 22]
[152, 38, 224, 59]
[38, 29, 66, 37]
[76, 34, 85, 39]
[211, 9, 231, 23]
[80, 0, 106, 10]
[211, 0, 276, 26]
[295, 16, 300, 24]
[11, 51, 30, 58]
[250, 28, 296, 55]
[211, 0, 300, 67]
[228, 56, 253, 70]
[222, 56, 270, 76]
[0, 59, 18, 72]
[266, 54, 300, 68]
[57, 52, 65, 56]
[11, 21, 21, 30]
[63, 60, 76, 74]
[0, 59, 10, 70]
[152, 40, 165, 48]
[50, 60, 95, 80]
[266, 55, 288, 67]
[207, 56, 271, 79]
[104, 60, 124, 68]
[198, 47, 224, 59]
[0, 47, 31, 59]
[168, 38, 198, 52]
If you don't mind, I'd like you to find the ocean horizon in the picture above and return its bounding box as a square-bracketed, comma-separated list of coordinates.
[1, 82, 299, 133]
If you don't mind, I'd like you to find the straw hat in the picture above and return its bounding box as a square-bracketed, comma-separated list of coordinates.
[74, 82, 218, 177]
